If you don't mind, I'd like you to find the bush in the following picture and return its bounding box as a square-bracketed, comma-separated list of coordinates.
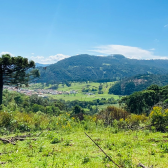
[150, 106, 168, 132]
[125, 114, 148, 129]
[97, 106, 129, 126]
[0, 111, 13, 127]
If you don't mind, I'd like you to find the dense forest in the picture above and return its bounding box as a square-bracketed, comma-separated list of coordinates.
[120, 84, 168, 114]
[108, 74, 168, 95]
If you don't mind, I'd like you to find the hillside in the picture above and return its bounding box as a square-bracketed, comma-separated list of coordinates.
[109, 74, 168, 95]
[36, 54, 168, 83]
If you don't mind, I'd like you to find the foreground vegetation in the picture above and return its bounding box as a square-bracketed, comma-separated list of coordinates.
[0, 84, 168, 167]
[0, 128, 168, 168]
[0, 104, 168, 167]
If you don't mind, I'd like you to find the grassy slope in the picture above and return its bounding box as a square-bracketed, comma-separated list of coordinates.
[51, 82, 119, 101]
[28, 82, 119, 101]
[0, 129, 168, 168]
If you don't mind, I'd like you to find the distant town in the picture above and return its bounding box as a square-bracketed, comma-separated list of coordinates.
[4, 85, 78, 98]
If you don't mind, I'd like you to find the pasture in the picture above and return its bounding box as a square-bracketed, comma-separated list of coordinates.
[0, 128, 167, 168]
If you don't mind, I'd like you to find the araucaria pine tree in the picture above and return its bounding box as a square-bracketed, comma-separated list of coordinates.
[0, 54, 40, 105]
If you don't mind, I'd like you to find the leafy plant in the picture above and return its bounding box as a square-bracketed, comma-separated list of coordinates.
[150, 106, 168, 132]
[51, 137, 60, 144]
[82, 156, 90, 164]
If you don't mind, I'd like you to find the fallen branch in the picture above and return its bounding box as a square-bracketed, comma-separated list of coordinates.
[0, 138, 16, 145]
[0, 134, 36, 145]
[85, 132, 121, 168]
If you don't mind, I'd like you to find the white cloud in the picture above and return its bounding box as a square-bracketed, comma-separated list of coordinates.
[31, 54, 70, 64]
[91, 45, 168, 60]
[164, 24, 168, 28]
[31, 53, 34, 55]
[0, 51, 14, 56]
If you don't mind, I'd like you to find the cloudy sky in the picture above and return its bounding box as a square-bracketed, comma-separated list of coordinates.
[1, 0, 168, 64]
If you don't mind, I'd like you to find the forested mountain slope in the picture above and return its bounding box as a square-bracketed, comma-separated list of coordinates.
[109, 74, 168, 95]
[36, 54, 168, 83]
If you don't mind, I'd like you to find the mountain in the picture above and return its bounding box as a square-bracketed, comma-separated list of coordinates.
[36, 54, 168, 83]
[35, 63, 51, 67]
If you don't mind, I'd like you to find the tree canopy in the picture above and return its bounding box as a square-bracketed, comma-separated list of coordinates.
[119, 84, 168, 115]
[0, 54, 40, 105]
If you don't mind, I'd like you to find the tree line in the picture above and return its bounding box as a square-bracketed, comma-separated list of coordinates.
[120, 84, 168, 115]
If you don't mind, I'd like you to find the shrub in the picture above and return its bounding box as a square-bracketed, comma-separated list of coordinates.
[0, 111, 13, 127]
[97, 106, 129, 126]
[150, 106, 168, 132]
[160, 143, 168, 153]
[125, 114, 148, 128]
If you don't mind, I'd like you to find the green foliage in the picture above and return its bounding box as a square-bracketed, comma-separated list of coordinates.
[150, 107, 168, 132]
[49, 84, 58, 90]
[120, 85, 161, 114]
[160, 143, 168, 153]
[0, 54, 39, 105]
[64, 81, 71, 87]
[82, 156, 90, 164]
[97, 106, 129, 126]
[0, 111, 13, 127]
[120, 83, 168, 115]
[125, 114, 148, 128]
[124, 82, 135, 95]
[108, 82, 121, 95]
[51, 137, 61, 144]
[109, 74, 168, 96]
[71, 105, 85, 121]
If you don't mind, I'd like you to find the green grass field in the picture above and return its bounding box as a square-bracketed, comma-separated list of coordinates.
[0, 129, 167, 168]
[50, 93, 119, 101]
[57, 82, 114, 94]
[48, 82, 119, 101]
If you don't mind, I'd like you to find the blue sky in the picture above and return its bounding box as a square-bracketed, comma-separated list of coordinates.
[1, 0, 168, 64]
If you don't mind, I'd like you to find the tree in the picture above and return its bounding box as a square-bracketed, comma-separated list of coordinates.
[0, 54, 40, 105]
[108, 82, 122, 95]
[71, 105, 85, 120]
[124, 82, 135, 95]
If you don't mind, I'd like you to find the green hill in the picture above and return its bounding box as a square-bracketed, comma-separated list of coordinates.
[36, 54, 168, 83]
[109, 74, 168, 95]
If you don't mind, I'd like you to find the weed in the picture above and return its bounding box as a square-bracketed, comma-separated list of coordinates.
[119, 158, 133, 168]
[42, 158, 48, 168]
[150, 148, 156, 155]
[103, 156, 111, 163]
[51, 137, 60, 144]
[39, 146, 43, 152]
[64, 139, 71, 146]
[82, 156, 90, 164]
[160, 143, 168, 153]
[144, 130, 150, 136]
[151, 126, 156, 132]
[105, 141, 115, 150]
[47, 132, 55, 139]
